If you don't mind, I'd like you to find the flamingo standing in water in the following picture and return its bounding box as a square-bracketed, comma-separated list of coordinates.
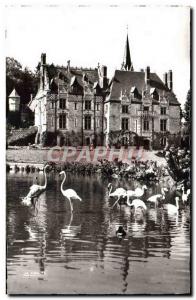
[127, 198, 147, 211]
[147, 187, 168, 208]
[59, 171, 82, 212]
[108, 183, 127, 208]
[163, 197, 180, 214]
[22, 164, 50, 206]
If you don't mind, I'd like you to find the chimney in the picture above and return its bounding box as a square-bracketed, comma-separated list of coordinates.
[100, 65, 107, 89]
[145, 66, 150, 85]
[40, 53, 46, 90]
[67, 60, 70, 73]
[168, 70, 173, 91]
[41, 53, 46, 65]
[163, 72, 168, 87]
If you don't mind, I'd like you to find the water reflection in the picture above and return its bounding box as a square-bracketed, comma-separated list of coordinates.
[7, 172, 190, 294]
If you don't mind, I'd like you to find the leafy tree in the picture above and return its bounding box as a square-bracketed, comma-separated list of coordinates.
[6, 57, 39, 127]
[184, 89, 191, 122]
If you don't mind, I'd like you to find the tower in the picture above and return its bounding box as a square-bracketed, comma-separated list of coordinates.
[122, 33, 134, 71]
[8, 88, 20, 112]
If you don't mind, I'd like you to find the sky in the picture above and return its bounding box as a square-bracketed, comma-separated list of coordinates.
[4, 4, 190, 106]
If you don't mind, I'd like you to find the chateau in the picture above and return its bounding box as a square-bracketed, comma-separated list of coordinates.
[29, 35, 181, 149]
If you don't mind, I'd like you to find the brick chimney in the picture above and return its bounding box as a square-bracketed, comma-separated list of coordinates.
[67, 60, 70, 73]
[168, 70, 173, 91]
[40, 53, 46, 90]
[145, 66, 150, 85]
[101, 65, 107, 89]
[163, 72, 168, 87]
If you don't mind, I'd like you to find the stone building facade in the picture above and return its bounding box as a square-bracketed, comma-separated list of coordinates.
[104, 35, 181, 149]
[29, 35, 181, 149]
[29, 54, 108, 146]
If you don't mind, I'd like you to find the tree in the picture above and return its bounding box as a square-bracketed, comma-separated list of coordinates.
[6, 57, 39, 127]
[184, 89, 191, 122]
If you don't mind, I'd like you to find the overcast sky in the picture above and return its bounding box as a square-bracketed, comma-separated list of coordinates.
[5, 4, 190, 106]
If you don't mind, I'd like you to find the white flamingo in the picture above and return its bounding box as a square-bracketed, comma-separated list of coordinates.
[133, 185, 148, 198]
[163, 197, 180, 214]
[108, 183, 127, 208]
[127, 198, 147, 214]
[22, 165, 49, 206]
[125, 185, 146, 203]
[147, 187, 168, 208]
[182, 186, 190, 204]
[59, 171, 82, 212]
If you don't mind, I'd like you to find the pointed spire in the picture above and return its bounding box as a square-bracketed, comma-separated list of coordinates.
[122, 33, 134, 71]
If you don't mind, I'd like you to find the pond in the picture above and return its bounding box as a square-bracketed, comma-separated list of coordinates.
[6, 172, 190, 295]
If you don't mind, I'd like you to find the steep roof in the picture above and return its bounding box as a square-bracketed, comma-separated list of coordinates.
[9, 88, 20, 98]
[108, 70, 180, 105]
[53, 66, 99, 88]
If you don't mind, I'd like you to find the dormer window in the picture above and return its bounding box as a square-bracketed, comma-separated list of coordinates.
[130, 86, 141, 99]
[150, 88, 159, 101]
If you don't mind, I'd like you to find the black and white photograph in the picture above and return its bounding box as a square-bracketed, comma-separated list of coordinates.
[5, 3, 191, 295]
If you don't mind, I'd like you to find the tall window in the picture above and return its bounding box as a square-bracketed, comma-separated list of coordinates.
[96, 118, 100, 128]
[84, 115, 91, 130]
[122, 105, 128, 114]
[85, 100, 91, 110]
[59, 98, 66, 109]
[121, 118, 129, 130]
[96, 103, 100, 111]
[143, 120, 149, 131]
[51, 101, 55, 109]
[161, 107, 166, 115]
[161, 137, 167, 146]
[160, 119, 167, 132]
[74, 118, 77, 128]
[59, 114, 66, 129]
[74, 102, 77, 110]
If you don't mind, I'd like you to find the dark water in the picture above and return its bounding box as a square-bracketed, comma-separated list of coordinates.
[6, 172, 190, 294]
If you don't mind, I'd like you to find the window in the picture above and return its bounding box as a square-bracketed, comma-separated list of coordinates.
[59, 114, 66, 129]
[121, 118, 129, 130]
[143, 106, 149, 111]
[160, 119, 167, 132]
[74, 118, 77, 128]
[161, 107, 166, 115]
[135, 120, 138, 133]
[122, 105, 128, 114]
[96, 103, 100, 111]
[74, 103, 77, 110]
[161, 137, 167, 147]
[143, 120, 149, 131]
[96, 118, 100, 128]
[59, 98, 66, 109]
[51, 101, 55, 109]
[51, 117, 54, 127]
[85, 100, 91, 110]
[84, 115, 91, 130]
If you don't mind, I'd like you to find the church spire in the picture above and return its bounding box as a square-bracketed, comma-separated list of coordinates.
[122, 32, 134, 71]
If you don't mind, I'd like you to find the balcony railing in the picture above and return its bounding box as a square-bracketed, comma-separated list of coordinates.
[136, 110, 156, 118]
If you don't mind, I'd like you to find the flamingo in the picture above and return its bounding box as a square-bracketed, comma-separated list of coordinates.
[147, 187, 168, 208]
[182, 186, 190, 204]
[108, 184, 127, 208]
[59, 171, 82, 212]
[22, 164, 49, 206]
[133, 185, 147, 198]
[127, 198, 147, 211]
[125, 185, 147, 205]
[163, 197, 180, 214]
